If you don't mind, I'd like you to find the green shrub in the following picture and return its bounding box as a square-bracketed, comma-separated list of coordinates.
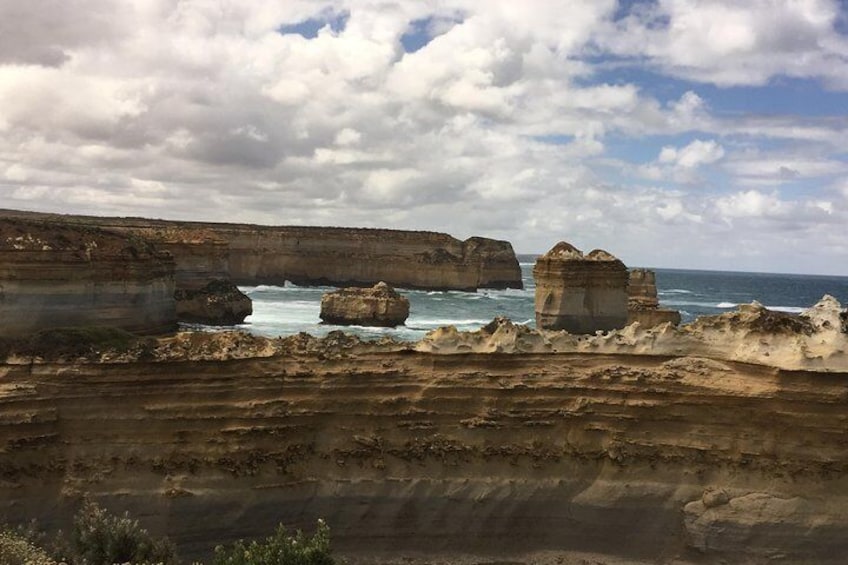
[0, 529, 57, 565]
[213, 520, 334, 565]
[69, 500, 177, 565]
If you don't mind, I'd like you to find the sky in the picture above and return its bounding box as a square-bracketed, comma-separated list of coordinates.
[1, 0, 848, 275]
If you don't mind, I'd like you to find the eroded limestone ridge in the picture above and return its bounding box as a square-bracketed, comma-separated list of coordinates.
[0, 218, 177, 337]
[0, 209, 523, 292]
[533, 242, 630, 333]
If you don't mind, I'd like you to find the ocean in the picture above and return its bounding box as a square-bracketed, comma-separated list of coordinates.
[231, 255, 848, 341]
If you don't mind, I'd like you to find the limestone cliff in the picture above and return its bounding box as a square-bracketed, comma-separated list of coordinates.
[0, 218, 176, 337]
[0, 210, 523, 292]
[2, 300, 848, 563]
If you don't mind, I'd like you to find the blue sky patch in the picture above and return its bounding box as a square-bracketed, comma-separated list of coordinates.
[278, 11, 350, 39]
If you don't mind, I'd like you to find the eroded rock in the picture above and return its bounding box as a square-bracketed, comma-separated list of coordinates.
[533, 242, 629, 333]
[627, 269, 681, 327]
[175, 279, 252, 325]
[320, 282, 410, 327]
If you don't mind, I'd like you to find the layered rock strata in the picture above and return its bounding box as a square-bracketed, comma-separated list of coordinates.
[174, 280, 252, 326]
[2, 300, 848, 563]
[0, 218, 176, 337]
[320, 282, 410, 327]
[534, 242, 629, 333]
[0, 210, 523, 292]
[627, 268, 681, 327]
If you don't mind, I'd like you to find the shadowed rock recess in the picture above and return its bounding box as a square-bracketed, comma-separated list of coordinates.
[0, 209, 523, 292]
[1, 297, 848, 563]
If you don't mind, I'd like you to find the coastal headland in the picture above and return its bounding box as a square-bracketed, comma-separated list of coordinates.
[1, 297, 847, 563]
[0, 209, 523, 292]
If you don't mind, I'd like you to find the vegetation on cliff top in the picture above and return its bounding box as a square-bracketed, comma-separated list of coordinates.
[0, 502, 334, 565]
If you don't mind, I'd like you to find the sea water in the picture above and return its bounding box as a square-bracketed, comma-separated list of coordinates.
[231, 256, 848, 341]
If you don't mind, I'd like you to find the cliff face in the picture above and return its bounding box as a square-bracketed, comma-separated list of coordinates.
[0, 210, 523, 292]
[2, 301, 848, 563]
[0, 219, 177, 337]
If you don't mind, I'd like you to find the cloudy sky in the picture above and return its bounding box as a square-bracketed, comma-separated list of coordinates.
[1, 0, 848, 274]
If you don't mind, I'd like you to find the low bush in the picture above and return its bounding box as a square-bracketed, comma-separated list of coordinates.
[68, 500, 178, 565]
[213, 520, 334, 565]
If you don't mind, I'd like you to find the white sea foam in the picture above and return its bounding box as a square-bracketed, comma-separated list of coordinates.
[716, 302, 737, 308]
[659, 288, 693, 294]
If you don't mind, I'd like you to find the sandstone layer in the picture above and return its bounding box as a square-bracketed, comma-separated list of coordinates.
[0, 218, 177, 337]
[320, 282, 410, 327]
[174, 280, 252, 326]
[534, 242, 629, 333]
[0, 210, 523, 292]
[628, 268, 681, 327]
[2, 300, 848, 563]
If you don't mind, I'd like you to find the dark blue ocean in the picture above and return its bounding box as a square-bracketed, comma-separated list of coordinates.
[233, 256, 848, 341]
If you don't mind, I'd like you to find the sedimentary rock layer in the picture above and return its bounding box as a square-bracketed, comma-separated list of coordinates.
[2, 299, 848, 563]
[0, 210, 522, 291]
[0, 219, 176, 337]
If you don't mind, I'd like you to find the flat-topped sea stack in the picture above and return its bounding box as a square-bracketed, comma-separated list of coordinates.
[320, 282, 410, 327]
[533, 242, 629, 333]
[627, 268, 681, 327]
[0, 218, 177, 337]
[0, 210, 522, 292]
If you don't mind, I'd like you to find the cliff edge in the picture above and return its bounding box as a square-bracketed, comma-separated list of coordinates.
[0, 210, 523, 292]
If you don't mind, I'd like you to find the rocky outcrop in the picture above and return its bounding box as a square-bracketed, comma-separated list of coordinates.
[2, 315, 848, 563]
[419, 296, 848, 372]
[533, 242, 629, 333]
[320, 282, 410, 327]
[0, 210, 523, 292]
[174, 280, 252, 326]
[0, 218, 176, 337]
[627, 269, 681, 327]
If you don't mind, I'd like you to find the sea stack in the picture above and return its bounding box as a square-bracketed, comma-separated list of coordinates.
[533, 242, 629, 333]
[627, 268, 681, 327]
[0, 218, 177, 337]
[174, 279, 253, 325]
[320, 281, 410, 327]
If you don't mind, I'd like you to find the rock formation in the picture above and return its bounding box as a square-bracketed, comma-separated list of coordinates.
[627, 268, 681, 327]
[0, 218, 176, 337]
[320, 282, 410, 327]
[0, 209, 523, 292]
[174, 280, 252, 326]
[533, 242, 629, 333]
[2, 301, 848, 563]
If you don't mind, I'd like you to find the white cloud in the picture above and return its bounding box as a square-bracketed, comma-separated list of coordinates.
[601, 0, 848, 88]
[0, 0, 846, 273]
[659, 139, 725, 168]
